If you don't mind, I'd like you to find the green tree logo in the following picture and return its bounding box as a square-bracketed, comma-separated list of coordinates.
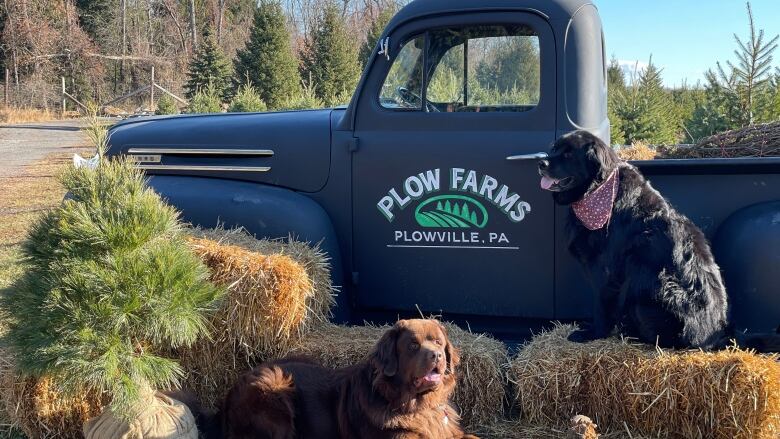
[414, 195, 488, 228]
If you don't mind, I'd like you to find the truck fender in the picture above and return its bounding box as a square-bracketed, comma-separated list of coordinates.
[712, 201, 780, 333]
[146, 176, 347, 321]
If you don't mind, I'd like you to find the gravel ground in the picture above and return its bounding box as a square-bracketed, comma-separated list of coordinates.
[0, 120, 89, 178]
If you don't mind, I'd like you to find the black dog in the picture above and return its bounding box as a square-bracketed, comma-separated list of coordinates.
[539, 130, 778, 351]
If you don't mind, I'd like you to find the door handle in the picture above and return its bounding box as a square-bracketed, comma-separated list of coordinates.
[506, 152, 548, 161]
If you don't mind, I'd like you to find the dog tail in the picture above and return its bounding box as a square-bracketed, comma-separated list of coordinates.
[221, 365, 297, 438]
[247, 365, 296, 415]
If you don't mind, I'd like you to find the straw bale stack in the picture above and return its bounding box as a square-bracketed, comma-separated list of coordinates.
[507, 324, 780, 439]
[177, 228, 335, 409]
[0, 354, 104, 439]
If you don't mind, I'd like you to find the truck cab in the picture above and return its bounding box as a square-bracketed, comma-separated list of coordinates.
[106, 0, 780, 338]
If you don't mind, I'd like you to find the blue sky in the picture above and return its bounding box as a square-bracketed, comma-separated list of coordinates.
[595, 0, 780, 88]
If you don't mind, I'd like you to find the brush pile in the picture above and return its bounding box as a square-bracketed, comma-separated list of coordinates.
[507, 324, 780, 439]
[664, 121, 780, 158]
[175, 227, 335, 409]
[289, 322, 508, 429]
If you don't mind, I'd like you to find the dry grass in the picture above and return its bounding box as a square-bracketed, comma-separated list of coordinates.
[0, 108, 60, 124]
[0, 152, 91, 246]
[508, 324, 780, 439]
[616, 141, 657, 160]
[174, 228, 335, 410]
[289, 322, 508, 430]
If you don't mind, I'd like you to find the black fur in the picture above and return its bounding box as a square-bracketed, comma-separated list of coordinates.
[540, 130, 779, 351]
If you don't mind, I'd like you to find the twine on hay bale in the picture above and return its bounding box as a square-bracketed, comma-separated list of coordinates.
[508, 324, 780, 439]
[289, 322, 508, 429]
[664, 121, 780, 158]
[176, 227, 335, 409]
[0, 353, 104, 439]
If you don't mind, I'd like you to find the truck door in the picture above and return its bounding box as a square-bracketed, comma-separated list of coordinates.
[352, 12, 556, 319]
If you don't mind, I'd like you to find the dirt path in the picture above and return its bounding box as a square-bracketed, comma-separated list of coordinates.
[0, 119, 90, 178]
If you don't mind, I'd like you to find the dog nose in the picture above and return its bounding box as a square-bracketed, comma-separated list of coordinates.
[538, 159, 549, 171]
[430, 351, 443, 361]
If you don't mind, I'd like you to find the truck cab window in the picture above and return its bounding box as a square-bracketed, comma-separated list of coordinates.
[427, 25, 540, 112]
[379, 25, 540, 113]
[379, 36, 425, 110]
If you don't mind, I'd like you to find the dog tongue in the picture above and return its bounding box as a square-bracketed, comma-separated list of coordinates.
[415, 372, 442, 387]
[424, 372, 442, 383]
[540, 176, 558, 190]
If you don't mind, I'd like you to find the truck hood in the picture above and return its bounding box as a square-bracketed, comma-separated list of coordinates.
[107, 109, 333, 193]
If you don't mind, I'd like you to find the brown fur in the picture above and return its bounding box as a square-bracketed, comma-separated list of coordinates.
[221, 319, 479, 439]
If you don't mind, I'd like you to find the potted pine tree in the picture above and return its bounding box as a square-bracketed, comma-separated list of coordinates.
[0, 154, 222, 434]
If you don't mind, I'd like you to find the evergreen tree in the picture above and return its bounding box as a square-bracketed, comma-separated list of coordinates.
[614, 60, 678, 145]
[188, 83, 224, 113]
[75, 0, 113, 41]
[0, 157, 222, 419]
[359, 7, 395, 67]
[705, 2, 778, 127]
[607, 57, 627, 145]
[233, 1, 301, 110]
[687, 71, 742, 140]
[607, 57, 626, 92]
[156, 94, 180, 115]
[185, 26, 232, 101]
[301, 2, 361, 106]
[229, 83, 268, 112]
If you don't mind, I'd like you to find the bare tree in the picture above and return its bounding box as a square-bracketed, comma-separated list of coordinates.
[189, 0, 198, 50]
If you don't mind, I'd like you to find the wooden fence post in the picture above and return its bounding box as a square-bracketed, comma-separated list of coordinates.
[61, 77, 66, 117]
[150, 66, 155, 111]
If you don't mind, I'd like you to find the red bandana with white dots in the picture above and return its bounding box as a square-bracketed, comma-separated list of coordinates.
[572, 168, 619, 230]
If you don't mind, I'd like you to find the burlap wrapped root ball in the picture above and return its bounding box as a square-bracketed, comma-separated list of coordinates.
[0, 354, 104, 439]
[289, 322, 508, 430]
[83, 392, 197, 439]
[508, 324, 780, 439]
[177, 227, 335, 409]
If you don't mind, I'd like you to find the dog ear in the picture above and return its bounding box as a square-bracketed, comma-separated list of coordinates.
[437, 322, 460, 374]
[371, 322, 402, 377]
[585, 135, 620, 180]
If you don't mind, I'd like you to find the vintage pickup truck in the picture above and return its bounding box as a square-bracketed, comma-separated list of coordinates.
[106, 0, 780, 340]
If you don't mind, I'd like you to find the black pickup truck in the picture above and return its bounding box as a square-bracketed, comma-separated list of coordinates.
[106, 0, 780, 340]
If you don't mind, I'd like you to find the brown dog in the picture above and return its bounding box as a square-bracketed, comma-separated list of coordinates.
[221, 319, 478, 439]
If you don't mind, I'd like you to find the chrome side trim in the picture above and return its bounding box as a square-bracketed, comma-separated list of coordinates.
[506, 152, 548, 160]
[127, 148, 274, 157]
[135, 164, 271, 172]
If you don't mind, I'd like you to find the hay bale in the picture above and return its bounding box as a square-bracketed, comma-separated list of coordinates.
[508, 324, 780, 439]
[289, 322, 508, 429]
[616, 142, 657, 161]
[177, 228, 335, 409]
[0, 354, 104, 439]
[189, 227, 335, 334]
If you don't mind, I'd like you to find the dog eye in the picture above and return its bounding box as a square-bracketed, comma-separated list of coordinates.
[564, 151, 573, 158]
[434, 339, 442, 346]
[409, 342, 420, 351]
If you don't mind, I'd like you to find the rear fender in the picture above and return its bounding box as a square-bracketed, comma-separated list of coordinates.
[146, 175, 347, 321]
[713, 201, 780, 333]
